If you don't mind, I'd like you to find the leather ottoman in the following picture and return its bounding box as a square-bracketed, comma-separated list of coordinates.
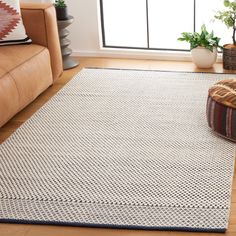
[207, 79, 236, 142]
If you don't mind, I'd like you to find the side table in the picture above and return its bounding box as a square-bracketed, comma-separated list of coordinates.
[57, 16, 79, 70]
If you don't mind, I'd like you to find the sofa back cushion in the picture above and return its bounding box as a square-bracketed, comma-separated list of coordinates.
[0, 0, 32, 46]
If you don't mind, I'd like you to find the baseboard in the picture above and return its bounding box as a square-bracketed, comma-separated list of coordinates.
[71, 49, 223, 62]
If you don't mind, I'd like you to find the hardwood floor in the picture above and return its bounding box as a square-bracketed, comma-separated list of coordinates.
[0, 57, 236, 236]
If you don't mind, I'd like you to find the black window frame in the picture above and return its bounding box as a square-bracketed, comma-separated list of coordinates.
[100, 0, 197, 52]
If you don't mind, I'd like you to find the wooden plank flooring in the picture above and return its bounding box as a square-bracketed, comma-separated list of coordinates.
[0, 57, 236, 236]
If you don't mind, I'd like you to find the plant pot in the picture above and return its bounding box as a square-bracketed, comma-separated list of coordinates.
[191, 46, 217, 69]
[55, 6, 68, 21]
[223, 44, 236, 70]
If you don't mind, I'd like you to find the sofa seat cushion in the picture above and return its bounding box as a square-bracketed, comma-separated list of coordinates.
[0, 44, 46, 74]
[0, 44, 53, 127]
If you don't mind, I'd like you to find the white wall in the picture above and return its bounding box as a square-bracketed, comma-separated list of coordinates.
[21, 0, 54, 3]
[66, 0, 101, 55]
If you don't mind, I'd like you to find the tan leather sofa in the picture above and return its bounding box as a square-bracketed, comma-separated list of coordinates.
[0, 3, 63, 127]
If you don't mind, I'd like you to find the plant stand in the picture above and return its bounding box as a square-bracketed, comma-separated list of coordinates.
[57, 16, 79, 70]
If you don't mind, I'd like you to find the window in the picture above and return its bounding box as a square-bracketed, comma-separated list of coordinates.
[100, 0, 232, 51]
[101, 0, 147, 48]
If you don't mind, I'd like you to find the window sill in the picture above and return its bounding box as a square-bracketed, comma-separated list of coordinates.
[101, 47, 223, 61]
[72, 47, 223, 62]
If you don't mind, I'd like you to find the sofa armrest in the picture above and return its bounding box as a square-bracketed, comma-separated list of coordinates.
[20, 3, 63, 81]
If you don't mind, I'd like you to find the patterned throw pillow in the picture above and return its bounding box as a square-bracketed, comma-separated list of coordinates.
[0, 0, 32, 46]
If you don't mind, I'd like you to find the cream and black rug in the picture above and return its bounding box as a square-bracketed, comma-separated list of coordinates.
[0, 68, 235, 232]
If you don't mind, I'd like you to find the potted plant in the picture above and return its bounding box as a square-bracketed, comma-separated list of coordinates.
[214, 0, 236, 69]
[54, 0, 68, 20]
[178, 25, 222, 68]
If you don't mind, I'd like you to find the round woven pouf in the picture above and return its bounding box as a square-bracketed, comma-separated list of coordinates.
[207, 79, 236, 142]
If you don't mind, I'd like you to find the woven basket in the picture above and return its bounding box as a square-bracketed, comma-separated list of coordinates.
[223, 44, 236, 70]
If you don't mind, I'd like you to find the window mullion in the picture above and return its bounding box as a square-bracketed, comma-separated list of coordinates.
[146, 0, 150, 48]
[194, 0, 196, 32]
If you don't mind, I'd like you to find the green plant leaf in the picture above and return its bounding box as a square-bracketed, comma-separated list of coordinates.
[224, 0, 230, 7]
[177, 24, 222, 50]
[55, 0, 66, 7]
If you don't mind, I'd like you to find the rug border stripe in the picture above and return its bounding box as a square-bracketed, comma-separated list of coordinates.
[0, 219, 226, 233]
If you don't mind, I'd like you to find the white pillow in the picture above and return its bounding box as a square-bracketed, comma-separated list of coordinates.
[0, 0, 32, 46]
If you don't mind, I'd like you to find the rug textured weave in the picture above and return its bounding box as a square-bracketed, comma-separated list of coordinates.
[0, 68, 235, 232]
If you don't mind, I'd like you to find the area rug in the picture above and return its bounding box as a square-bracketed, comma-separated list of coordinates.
[0, 68, 235, 232]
